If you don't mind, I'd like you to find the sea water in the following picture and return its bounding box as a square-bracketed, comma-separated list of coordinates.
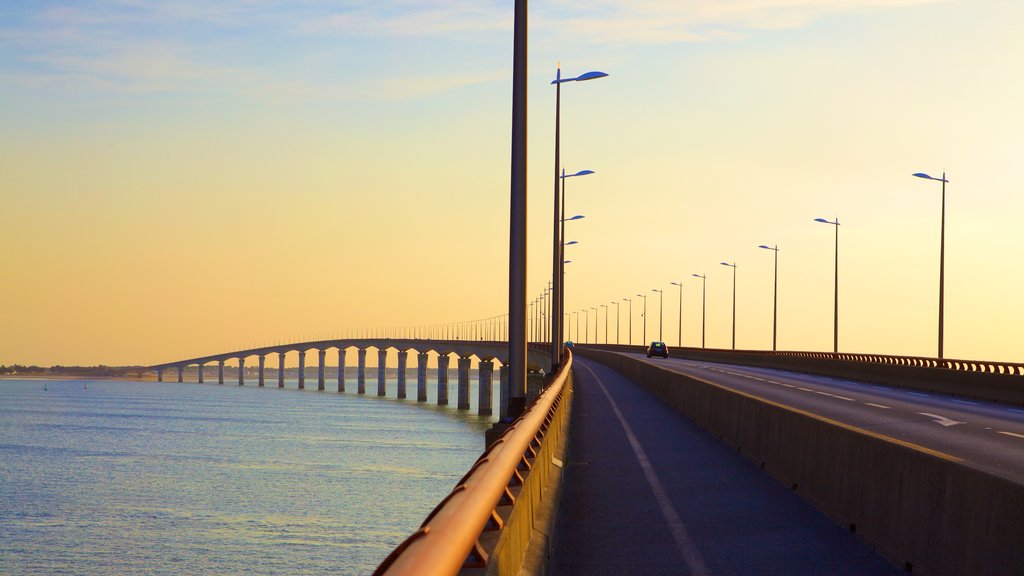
[0, 378, 492, 575]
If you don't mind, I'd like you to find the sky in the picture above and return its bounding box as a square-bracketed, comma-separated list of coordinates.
[1, 1, 1022, 367]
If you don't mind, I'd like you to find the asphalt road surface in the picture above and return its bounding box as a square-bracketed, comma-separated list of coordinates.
[549, 355, 905, 575]
[627, 352, 1024, 482]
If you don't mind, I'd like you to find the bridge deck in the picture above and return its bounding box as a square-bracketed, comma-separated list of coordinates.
[549, 356, 902, 575]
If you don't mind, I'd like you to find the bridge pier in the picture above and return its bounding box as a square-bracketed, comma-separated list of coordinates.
[337, 348, 346, 392]
[298, 350, 305, 389]
[238, 357, 245, 386]
[397, 350, 408, 399]
[436, 354, 450, 406]
[157, 369, 163, 382]
[197, 363, 204, 383]
[457, 356, 472, 410]
[318, 349, 326, 391]
[417, 352, 428, 402]
[478, 360, 494, 416]
[498, 365, 509, 418]
[218, 360, 224, 385]
[377, 349, 387, 396]
[278, 352, 285, 388]
[177, 366, 183, 383]
[357, 348, 366, 394]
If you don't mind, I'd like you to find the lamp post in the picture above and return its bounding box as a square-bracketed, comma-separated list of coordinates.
[720, 262, 738, 349]
[598, 304, 607, 343]
[583, 308, 589, 344]
[623, 298, 632, 345]
[574, 311, 580, 343]
[558, 171, 591, 362]
[814, 217, 840, 354]
[652, 288, 664, 342]
[551, 65, 607, 370]
[691, 274, 706, 348]
[913, 171, 948, 359]
[758, 244, 779, 351]
[637, 293, 648, 345]
[613, 300, 620, 344]
[670, 281, 683, 348]
[591, 306, 598, 344]
[508, 0, 528, 415]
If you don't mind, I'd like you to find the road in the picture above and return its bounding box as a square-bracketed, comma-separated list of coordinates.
[626, 352, 1024, 482]
[549, 355, 904, 575]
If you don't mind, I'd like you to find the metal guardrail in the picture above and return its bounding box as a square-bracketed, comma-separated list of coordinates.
[373, 349, 573, 576]
[745, 349, 1024, 376]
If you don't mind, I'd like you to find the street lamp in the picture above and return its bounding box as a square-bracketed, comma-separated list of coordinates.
[613, 300, 621, 344]
[636, 293, 648, 345]
[691, 274, 706, 348]
[583, 308, 589, 344]
[623, 298, 632, 346]
[552, 62, 607, 370]
[758, 244, 779, 351]
[814, 217, 840, 354]
[600, 304, 609, 344]
[670, 281, 683, 348]
[652, 288, 664, 342]
[720, 262, 738, 349]
[558, 172, 592, 362]
[591, 306, 598, 344]
[913, 171, 949, 359]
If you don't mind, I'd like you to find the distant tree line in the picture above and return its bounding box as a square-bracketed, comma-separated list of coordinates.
[0, 365, 149, 377]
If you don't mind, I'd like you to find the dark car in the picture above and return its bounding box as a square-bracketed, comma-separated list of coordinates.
[647, 341, 669, 358]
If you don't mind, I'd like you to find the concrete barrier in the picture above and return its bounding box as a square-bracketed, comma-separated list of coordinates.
[577, 348, 1024, 576]
[578, 344, 1024, 406]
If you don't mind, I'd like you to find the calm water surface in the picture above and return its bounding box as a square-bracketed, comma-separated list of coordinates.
[0, 378, 491, 575]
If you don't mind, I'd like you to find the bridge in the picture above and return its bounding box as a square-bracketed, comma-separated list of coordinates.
[149, 339, 556, 416]
[148, 338, 1024, 576]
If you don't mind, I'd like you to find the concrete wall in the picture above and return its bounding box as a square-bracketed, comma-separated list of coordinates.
[577, 344, 1024, 406]
[577, 348, 1024, 576]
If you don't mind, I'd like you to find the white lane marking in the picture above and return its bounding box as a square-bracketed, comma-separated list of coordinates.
[952, 399, 978, 406]
[872, 385, 892, 391]
[765, 380, 780, 385]
[798, 387, 814, 392]
[578, 362, 711, 576]
[909, 392, 930, 398]
[998, 431, 1024, 440]
[865, 403, 892, 410]
[780, 383, 797, 388]
[832, 394, 856, 402]
[918, 412, 965, 427]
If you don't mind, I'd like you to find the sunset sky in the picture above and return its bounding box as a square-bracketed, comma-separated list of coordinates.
[2, 1, 1022, 367]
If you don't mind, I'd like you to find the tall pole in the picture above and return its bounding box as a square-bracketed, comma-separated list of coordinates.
[638, 294, 647, 345]
[614, 301, 620, 344]
[720, 263, 737, 349]
[624, 298, 632, 346]
[758, 245, 779, 351]
[834, 224, 839, 354]
[653, 289, 664, 341]
[601, 304, 608, 344]
[550, 67, 562, 369]
[584, 309, 589, 344]
[693, 274, 706, 348]
[671, 282, 683, 348]
[508, 0, 528, 413]
[939, 173, 945, 358]
[591, 307, 598, 344]
[559, 172, 567, 355]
